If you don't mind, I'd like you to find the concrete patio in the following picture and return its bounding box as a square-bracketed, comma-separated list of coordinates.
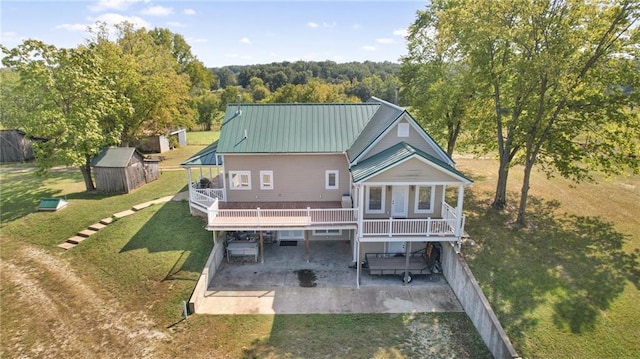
[198, 239, 463, 314]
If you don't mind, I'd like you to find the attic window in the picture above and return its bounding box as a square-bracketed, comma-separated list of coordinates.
[325, 170, 339, 190]
[397, 123, 410, 137]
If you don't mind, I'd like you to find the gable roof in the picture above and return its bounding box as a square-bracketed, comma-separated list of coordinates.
[216, 103, 380, 154]
[181, 141, 222, 167]
[350, 142, 473, 184]
[90, 147, 141, 168]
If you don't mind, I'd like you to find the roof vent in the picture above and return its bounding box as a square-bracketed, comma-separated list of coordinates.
[244, 129, 248, 139]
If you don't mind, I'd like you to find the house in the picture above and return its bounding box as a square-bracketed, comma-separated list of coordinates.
[91, 147, 160, 193]
[181, 97, 472, 286]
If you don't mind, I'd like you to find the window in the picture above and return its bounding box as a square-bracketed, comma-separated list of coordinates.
[397, 122, 410, 137]
[229, 171, 251, 190]
[260, 170, 273, 190]
[366, 186, 385, 214]
[325, 170, 339, 189]
[312, 229, 342, 236]
[415, 186, 435, 213]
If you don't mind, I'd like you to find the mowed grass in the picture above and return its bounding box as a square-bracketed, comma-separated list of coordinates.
[454, 156, 640, 358]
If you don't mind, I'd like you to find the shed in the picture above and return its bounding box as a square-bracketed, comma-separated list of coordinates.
[139, 135, 170, 153]
[169, 128, 188, 147]
[90, 147, 159, 193]
[0, 130, 35, 163]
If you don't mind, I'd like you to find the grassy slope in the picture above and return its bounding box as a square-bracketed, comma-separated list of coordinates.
[455, 157, 640, 358]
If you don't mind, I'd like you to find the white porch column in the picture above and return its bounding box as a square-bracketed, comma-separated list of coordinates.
[186, 169, 193, 201]
[456, 184, 465, 237]
[355, 239, 361, 288]
[357, 184, 364, 234]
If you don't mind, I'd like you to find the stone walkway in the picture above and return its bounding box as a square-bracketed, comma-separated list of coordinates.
[57, 192, 188, 250]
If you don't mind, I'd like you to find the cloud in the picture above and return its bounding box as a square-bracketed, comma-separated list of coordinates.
[376, 38, 394, 44]
[166, 21, 186, 28]
[141, 6, 173, 16]
[393, 28, 408, 37]
[56, 24, 89, 32]
[362, 45, 376, 51]
[307, 22, 319, 28]
[240, 37, 251, 44]
[88, 13, 150, 29]
[88, 0, 146, 12]
[352, 24, 361, 30]
[183, 8, 196, 15]
[0, 31, 21, 45]
[322, 22, 336, 28]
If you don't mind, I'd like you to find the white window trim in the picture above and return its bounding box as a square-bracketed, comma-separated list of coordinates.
[414, 185, 435, 213]
[312, 229, 342, 236]
[365, 185, 386, 214]
[229, 170, 251, 190]
[260, 170, 273, 190]
[279, 230, 304, 240]
[397, 122, 410, 137]
[325, 170, 339, 190]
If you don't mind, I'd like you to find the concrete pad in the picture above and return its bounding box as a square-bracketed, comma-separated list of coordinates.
[197, 286, 462, 315]
[132, 202, 153, 211]
[153, 195, 175, 204]
[99, 217, 114, 225]
[77, 229, 97, 238]
[88, 222, 107, 231]
[58, 242, 77, 250]
[67, 236, 88, 244]
[113, 209, 135, 218]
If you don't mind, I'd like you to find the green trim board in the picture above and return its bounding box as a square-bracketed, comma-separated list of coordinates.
[181, 141, 222, 167]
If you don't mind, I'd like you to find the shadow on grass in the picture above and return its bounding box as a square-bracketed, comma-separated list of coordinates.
[464, 191, 640, 337]
[0, 170, 78, 224]
[119, 201, 212, 278]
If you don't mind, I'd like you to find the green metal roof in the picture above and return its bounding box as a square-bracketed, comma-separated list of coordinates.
[216, 103, 381, 153]
[181, 141, 222, 167]
[350, 142, 473, 184]
[90, 147, 139, 168]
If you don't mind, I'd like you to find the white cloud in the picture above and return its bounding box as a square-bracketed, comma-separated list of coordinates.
[88, 0, 147, 12]
[307, 22, 319, 28]
[166, 21, 186, 28]
[352, 24, 361, 30]
[141, 6, 173, 16]
[56, 23, 89, 32]
[393, 28, 408, 37]
[0, 31, 21, 45]
[89, 13, 150, 29]
[240, 37, 251, 44]
[362, 45, 376, 51]
[183, 8, 196, 15]
[322, 22, 336, 28]
[376, 38, 394, 44]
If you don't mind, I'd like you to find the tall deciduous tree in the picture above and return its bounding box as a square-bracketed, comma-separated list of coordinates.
[424, 0, 639, 225]
[1, 40, 130, 191]
[89, 22, 195, 145]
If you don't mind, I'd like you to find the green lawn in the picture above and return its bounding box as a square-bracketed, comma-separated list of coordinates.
[1, 132, 637, 358]
[455, 157, 640, 358]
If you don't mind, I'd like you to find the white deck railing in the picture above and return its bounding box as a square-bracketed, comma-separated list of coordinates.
[361, 217, 456, 237]
[189, 189, 462, 237]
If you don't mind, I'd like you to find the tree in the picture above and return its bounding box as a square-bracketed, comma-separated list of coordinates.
[428, 0, 639, 225]
[1, 40, 129, 191]
[193, 91, 220, 130]
[89, 22, 194, 145]
[401, 11, 477, 156]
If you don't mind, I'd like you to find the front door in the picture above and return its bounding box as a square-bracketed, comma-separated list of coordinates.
[391, 185, 409, 218]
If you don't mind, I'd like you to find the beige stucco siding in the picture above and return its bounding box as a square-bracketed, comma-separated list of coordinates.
[224, 154, 350, 202]
[360, 119, 441, 161]
[366, 157, 461, 183]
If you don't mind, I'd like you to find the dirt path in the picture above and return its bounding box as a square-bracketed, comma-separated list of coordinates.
[1, 245, 167, 359]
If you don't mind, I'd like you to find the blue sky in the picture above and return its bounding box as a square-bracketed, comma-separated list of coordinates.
[1, 0, 428, 67]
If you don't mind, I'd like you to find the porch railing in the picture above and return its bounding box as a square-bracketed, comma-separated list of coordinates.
[211, 207, 358, 227]
[361, 217, 456, 237]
